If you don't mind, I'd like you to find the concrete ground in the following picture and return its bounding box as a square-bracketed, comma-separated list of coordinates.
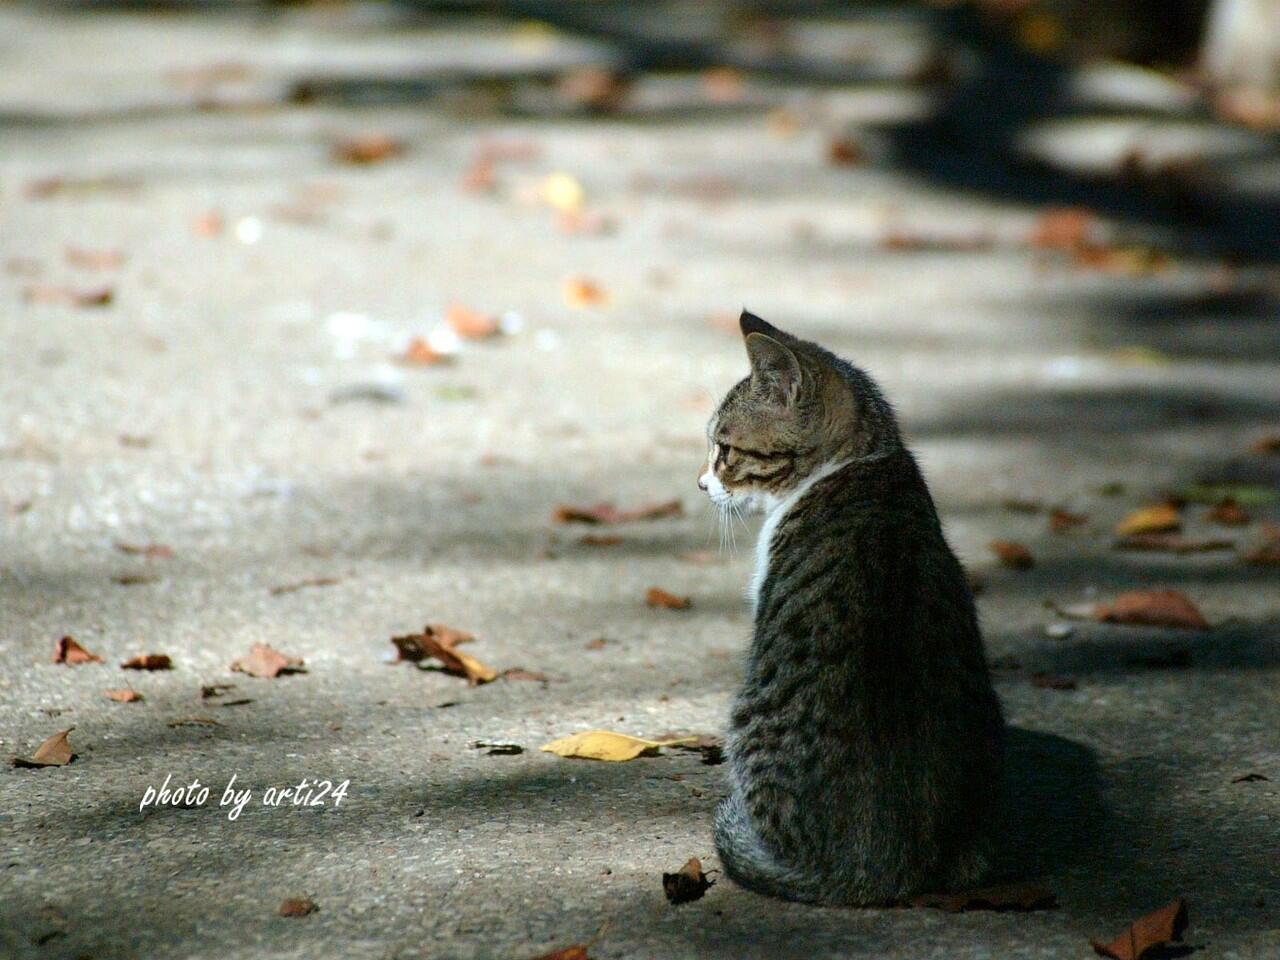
[1, 4, 1278, 959]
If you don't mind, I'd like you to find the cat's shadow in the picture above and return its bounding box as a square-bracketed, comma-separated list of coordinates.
[990, 726, 1104, 883]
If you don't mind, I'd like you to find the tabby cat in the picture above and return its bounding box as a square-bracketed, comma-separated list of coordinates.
[698, 311, 1004, 905]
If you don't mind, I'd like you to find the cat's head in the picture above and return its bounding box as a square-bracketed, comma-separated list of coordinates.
[698, 310, 896, 510]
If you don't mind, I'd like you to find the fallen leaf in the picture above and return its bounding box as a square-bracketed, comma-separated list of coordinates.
[881, 231, 993, 252]
[1091, 897, 1188, 960]
[445, 303, 500, 339]
[540, 730, 693, 762]
[201, 683, 236, 699]
[64, 246, 125, 271]
[1115, 503, 1181, 536]
[646, 587, 691, 610]
[278, 898, 317, 918]
[1049, 509, 1088, 533]
[472, 741, 524, 755]
[657, 733, 726, 766]
[562, 276, 608, 308]
[910, 883, 1057, 912]
[663, 857, 715, 904]
[1252, 434, 1280, 454]
[104, 689, 143, 703]
[53, 636, 103, 665]
[231, 644, 305, 679]
[114, 541, 174, 560]
[1030, 672, 1077, 691]
[1094, 590, 1209, 630]
[553, 500, 681, 525]
[12, 728, 76, 768]
[24, 284, 113, 308]
[990, 540, 1034, 570]
[398, 337, 449, 367]
[331, 134, 404, 165]
[269, 577, 339, 595]
[1029, 207, 1098, 252]
[578, 534, 622, 547]
[584, 637, 609, 650]
[1207, 500, 1250, 526]
[1232, 773, 1269, 783]
[121, 654, 173, 671]
[1114, 534, 1235, 553]
[391, 624, 496, 685]
[827, 137, 865, 166]
[530, 947, 589, 960]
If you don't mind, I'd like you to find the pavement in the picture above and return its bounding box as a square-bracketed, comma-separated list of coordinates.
[1, 4, 1278, 959]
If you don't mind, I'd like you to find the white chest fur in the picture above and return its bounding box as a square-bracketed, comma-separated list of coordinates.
[748, 459, 848, 613]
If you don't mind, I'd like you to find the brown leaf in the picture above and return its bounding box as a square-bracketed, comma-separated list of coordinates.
[1049, 509, 1088, 533]
[553, 500, 681, 525]
[472, 740, 524, 755]
[445, 303, 500, 339]
[880, 231, 993, 252]
[231, 644, 305, 679]
[646, 587, 691, 610]
[65, 246, 125, 270]
[269, 577, 339, 595]
[24, 284, 113, 308]
[827, 137, 865, 166]
[1029, 207, 1097, 251]
[1094, 590, 1209, 630]
[114, 541, 174, 560]
[663, 857, 714, 905]
[562, 277, 608, 309]
[1207, 499, 1250, 526]
[1252, 434, 1280, 454]
[121, 654, 173, 671]
[53, 636, 103, 665]
[1091, 897, 1188, 960]
[391, 624, 496, 685]
[1115, 533, 1235, 554]
[104, 689, 143, 703]
[990, 540, 1034, 570]
[910, 882, 1057, 912]
[398, 337, 450, 367]
[578, 534, 622, 547]
[13, 728, 76, 768]
[1116, 503, 1181, 536]
[331, 134, 404, 165]
[530, 947, 590, 960]
[1030, 672, 1077, 691]
[278, 898, 318, 918]
[584, 637, 609, 651]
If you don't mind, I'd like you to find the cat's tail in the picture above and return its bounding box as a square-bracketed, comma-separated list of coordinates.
[713, 794, 833, 905]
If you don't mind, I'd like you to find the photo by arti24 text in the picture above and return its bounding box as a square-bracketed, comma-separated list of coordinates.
[3, 2, 1279, 959]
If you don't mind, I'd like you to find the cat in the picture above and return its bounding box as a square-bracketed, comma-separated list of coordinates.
[698, 310, 1005, 906]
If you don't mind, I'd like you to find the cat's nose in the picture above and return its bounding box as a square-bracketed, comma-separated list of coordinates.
[697, 474, 708, 492]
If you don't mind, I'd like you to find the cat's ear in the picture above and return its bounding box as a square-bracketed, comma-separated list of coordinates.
[739, 309, 782, 339]
[745, 332, 802, 408]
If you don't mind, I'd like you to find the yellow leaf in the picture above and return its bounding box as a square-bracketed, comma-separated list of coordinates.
[540, 730, 692, 762]
[1116, 503, 1181, 536]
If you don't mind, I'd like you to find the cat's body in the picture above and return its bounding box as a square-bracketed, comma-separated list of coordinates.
[700, 312, 1004, 906]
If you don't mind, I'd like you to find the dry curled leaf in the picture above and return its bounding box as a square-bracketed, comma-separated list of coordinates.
[910, 882, 1057, 912]
[990, 540, 1034, 570]
[1091, 897, 1188, 960]
[331, 134, 404, 165]
[1116, 503, 1181, 536]
[472, 740, 524, 755]
[1094, 590, 1209, 630]
[663, 857, 714, 904]
[562, 276, 608, 309]
[104, 689, 143, 703]
[1115, 534, 1235, 554]
[231, 644, 305, 679]
[445, 303, 500, 339]
[827, 137, 865, 166]
[391, 624, 496, 685]
[121, 654, 172, 671]
[540, 730, 693, 762]
[553, 500, 681, 525]
[24, 284, 113, 308]
[278, 898, 318, 918]
[646, 587, 691, 610]
[53, 636, 103, 665]
[398, 337, 449, 367]
[13, 728, 76, 768]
